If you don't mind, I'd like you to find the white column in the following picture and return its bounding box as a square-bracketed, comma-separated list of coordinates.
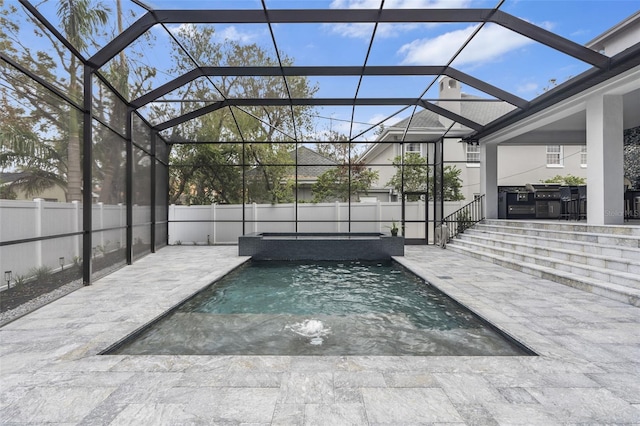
[480, 142, 498, 219]
[335, 201, 341, 232]
[586, 94, 624, 225]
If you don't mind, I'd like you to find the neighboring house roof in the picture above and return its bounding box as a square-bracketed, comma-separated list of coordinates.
[388, 94, 516, 132]
[291, 146, 337, 180]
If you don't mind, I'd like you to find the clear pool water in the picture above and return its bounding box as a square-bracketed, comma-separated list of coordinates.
[108, 261, 532, 356]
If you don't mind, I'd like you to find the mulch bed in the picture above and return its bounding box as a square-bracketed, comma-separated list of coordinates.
[0, 267, 82, 313]
[0, 250, 127, 313]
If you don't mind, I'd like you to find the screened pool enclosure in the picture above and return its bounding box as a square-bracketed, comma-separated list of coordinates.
[1, 0, 638, 295]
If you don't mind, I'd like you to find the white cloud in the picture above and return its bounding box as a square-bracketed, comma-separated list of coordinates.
[327, 0, 472, 39]
[398, 23, 533, 66]
[166, 23, 262, 45]
[330, 0, 471, 8]
[213, 26, 260, 44]
[516, 82, 538, 94]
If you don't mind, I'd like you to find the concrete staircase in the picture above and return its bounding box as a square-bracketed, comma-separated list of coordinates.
[447, 219, 640, 307]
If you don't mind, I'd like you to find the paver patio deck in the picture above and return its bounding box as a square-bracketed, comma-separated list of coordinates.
[1, 245, 638, 424]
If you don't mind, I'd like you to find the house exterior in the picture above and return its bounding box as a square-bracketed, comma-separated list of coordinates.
[292, 146, 338, 201]
[360, 76, 589, 203]
[0, 172, 67, 202]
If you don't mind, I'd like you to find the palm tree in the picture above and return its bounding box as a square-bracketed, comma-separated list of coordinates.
[56, 0, 109, 201]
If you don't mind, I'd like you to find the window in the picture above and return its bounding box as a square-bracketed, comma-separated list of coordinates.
[405, 143, 421, 154]
[580, 146, 587, 167]
[466, 143, 480, 164]
[546, 145, 563, 167]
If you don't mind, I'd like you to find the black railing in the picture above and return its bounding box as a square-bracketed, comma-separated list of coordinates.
[442, 194, 485, 241]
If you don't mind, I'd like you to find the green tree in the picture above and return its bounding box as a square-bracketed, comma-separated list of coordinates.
[0, 0, 110, 201]
[164, 25, 318, 204]
[442, 165, 465, 201]
[542, 174, 586, 186]
[56, 0, 109, 201]
[386, 153, 464, 201]
[312, 163, 378, 203]
[386, 153, 429, 201]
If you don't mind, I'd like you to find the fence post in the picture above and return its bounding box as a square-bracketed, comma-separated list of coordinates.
[214, 203, 216, 245]
[169, 204, 176, 244]
[73, 200, 80, 259]
[335, 201, 340, 232]
[34, 198, 43, 268]
[377, 200, 382, 233]
[97, 202, 104, 250]
[253, 202, 258, 233]
[118, 203, 124, 251]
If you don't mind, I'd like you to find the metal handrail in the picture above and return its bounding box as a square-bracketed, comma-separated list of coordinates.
[442, 194, 485, 241]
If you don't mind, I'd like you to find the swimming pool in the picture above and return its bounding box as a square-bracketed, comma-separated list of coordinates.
[105, 260, 534, 356]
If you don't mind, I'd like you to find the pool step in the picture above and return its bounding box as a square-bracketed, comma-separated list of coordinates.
[447, 220, 640, 307]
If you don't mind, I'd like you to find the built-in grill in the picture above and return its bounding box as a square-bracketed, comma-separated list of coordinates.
[526, 184, 562, 219]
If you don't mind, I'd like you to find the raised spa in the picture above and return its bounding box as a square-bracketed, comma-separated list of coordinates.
[238, 232, 404, 260]
[105, 260, 534, 356]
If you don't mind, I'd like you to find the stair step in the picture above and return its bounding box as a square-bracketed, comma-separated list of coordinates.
[458, 232, 640, 273]
[482, 219, 640, 237]
[447, 243, 640, 307]
[463, 228, 640, 260]
[449, 238, 640, 290]
[473, 223, 640, 249]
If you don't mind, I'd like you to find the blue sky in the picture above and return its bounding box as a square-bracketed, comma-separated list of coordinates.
[10, 0, 640, 141]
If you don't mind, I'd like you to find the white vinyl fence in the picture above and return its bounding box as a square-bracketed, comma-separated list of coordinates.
[0, 199, 150, 279]
[168, 200, 465, 245]
[0, 199, 464, 279]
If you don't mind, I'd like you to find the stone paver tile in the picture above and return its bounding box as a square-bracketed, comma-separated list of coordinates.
[77, 401, 128, 426]
[176, 371, 282, 388]
[1, 370, 134, 389]
[433, 372, 505, 404]
[109, 355, 200, 372]
[362, 388, 463, 423]
[527, 387, 640, 423]
[158, 387, 279, 424]
[453, 403, 499, 426]
[0, 386, 115, 423]
[304, 403, 368, 426]
[483, 403, 559, 425]
[108, 403, 200, 425]
[383, 371, 439, 387]
[227, 355, 292, 372]
[278, 372, 334, 404]
[101, 372, 184, 404]
[588, 372, 640, 403]
[334, 387, 362, 403]
[485, 371, 600, 388]
[271, 403, 305, 425]
[497, 387, 539, 404]
[333, 371, 386, 388]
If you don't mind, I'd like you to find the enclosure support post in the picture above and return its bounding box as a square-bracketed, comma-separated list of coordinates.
[150, 130, 156, 253]
[82, 65, 94, 285]
[126, 107, 133, 264]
